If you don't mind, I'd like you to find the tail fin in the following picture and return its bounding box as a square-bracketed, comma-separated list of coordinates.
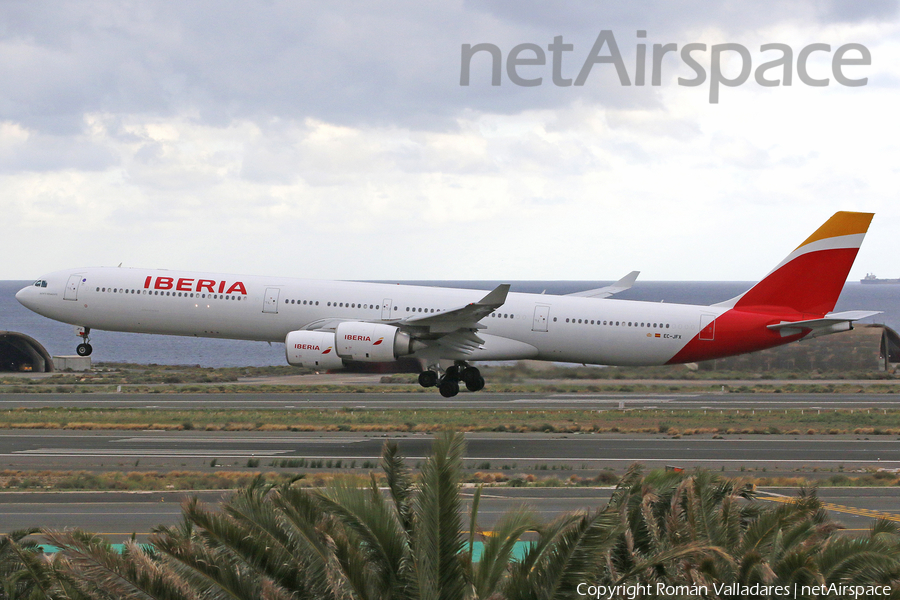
[717, 211, 873, 316]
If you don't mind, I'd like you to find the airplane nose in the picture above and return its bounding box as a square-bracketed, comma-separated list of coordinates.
[15, 286, 34, 309]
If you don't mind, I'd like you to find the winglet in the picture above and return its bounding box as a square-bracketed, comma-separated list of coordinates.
[477, 284, 510, 308]
[567, 271, 640, 298]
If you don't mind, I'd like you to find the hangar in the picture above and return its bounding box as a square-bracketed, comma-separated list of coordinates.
[0, 332, 55, 373]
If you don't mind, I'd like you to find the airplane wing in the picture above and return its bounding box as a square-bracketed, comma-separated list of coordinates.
[397, 284, 510, 335]
[300, 284, 510, 355]
[567, 271, 639, 298]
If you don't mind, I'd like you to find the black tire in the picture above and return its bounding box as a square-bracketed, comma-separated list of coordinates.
[76, 343, 92, 357]
[418, 371, 438, 388]
[438, 378, 460, 398]
[445, 365, 460, 380]
[461, 366, 481, 387]
[464, 374, 485, 392]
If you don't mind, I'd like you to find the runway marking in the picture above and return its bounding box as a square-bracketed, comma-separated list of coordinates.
[14, 450, 290, 457]
[10, 454, 895, 464]
[759, 495, 900, 523]
[4, 512, 182, 516]
[113, 437, 366, 444]
[550, 394, 697, 399]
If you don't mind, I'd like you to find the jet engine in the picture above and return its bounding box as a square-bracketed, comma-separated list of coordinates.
[285, 330, 344, 370]
[334, 322, 420, 362]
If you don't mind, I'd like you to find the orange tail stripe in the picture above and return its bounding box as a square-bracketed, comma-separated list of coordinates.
[796, 211, 873, 249]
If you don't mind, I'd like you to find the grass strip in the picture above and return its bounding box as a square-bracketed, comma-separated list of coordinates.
[2, 406, 900, 435]
[0, 467, 897, 492]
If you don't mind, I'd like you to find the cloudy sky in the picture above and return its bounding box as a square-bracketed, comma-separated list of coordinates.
[1, 1, 898, 282]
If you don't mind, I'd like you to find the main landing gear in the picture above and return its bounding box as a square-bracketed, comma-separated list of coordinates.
[418, 362, 485, 398]
[75, 326, 93, 357]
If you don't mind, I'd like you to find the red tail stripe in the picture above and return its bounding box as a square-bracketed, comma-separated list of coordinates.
[734, 248, 859, 316]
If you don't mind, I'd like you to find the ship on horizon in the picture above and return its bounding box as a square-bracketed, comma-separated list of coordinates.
[861, 273, 900, 284]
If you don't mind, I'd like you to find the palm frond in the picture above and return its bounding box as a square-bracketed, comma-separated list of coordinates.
[412, 431, 466, 600]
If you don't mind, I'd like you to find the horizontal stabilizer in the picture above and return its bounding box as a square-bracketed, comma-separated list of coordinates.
[767, 310, 882, 332]
[568, 271, 639, 298]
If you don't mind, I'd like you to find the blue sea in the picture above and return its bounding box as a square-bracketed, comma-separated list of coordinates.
[1, 280, 897, 368]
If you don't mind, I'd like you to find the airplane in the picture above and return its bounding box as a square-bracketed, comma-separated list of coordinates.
[16, 211, 879, 397]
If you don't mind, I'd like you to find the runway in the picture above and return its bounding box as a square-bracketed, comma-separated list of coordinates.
[1, 391, 898, 542]
[1, 487, 896, 542]
[3, 391, 900, 410]
[1, 430, 898, 473]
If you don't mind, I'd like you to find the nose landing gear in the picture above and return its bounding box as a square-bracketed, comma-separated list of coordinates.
[418, 362, 484, 398]
[75, 326, 93, 357]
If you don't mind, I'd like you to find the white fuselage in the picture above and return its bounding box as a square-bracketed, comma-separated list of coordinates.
[16, 267, 723, 366]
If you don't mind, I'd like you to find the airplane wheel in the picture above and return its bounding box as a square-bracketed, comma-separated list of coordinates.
[76, 343, 93, 357]
[461, 366, 481, 387]
[418, 371, 438, 388]
[438, 378, 459, 398]
[464, 374, 485, 392]
[444, 365, 461, 380]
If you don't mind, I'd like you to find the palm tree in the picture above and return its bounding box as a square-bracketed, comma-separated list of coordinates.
[0, 528, 73, 600]
[43, 434, 900, 600]
[49, 432, 492, 600]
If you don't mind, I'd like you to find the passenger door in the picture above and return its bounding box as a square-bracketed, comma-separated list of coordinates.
[64, 274, 82, 301]
[263, 287, 280, 314]
[532, 305, 550, 332]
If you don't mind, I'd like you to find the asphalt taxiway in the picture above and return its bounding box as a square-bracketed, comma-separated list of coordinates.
[1, 430, 898, 474]
[2, 391, 900, 410]
[1, 487, 896, 542]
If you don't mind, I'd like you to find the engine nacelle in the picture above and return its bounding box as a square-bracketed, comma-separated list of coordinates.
[335, 322, 416, 362]
[285, 330, 344, 370]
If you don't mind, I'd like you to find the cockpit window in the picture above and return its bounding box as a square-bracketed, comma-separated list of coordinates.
[33, 280, 47, 288]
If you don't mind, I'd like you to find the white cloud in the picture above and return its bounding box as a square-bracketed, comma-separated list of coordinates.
[0, 2, 898, 282]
